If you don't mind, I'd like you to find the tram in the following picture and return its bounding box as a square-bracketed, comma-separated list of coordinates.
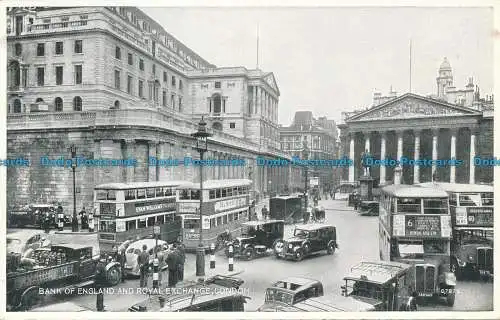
[176, 179, 252, 251]
[93, 181, 183, 252]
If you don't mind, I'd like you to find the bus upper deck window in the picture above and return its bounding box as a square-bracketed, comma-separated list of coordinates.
[96, 190, 107, 200]
[209, 190, 216, 199]
[481, 193, 494, 206]
[147, 188, 155, 198]
[227, 188, 233, 197]
[216, 189, 222, 198]
[459, 194, 481, 207]
[125, 189, 136, 200]
[423, 199, 448, 214]
[137, 189, 146, 199]
[156, 188, 164, 197]
[222, 188, 227, 197]
[107, 190, 116, 200]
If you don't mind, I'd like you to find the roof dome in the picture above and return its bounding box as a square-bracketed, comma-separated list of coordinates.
[439, 57, 452, 71]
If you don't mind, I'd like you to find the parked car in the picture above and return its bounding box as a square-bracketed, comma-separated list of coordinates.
[225, 220, 284, 260]
[257, 277, 324, 311]
[124, 238, 168, 276]
[273, 224, 338, 261]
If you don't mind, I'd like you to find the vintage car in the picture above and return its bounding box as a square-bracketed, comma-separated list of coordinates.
[124, 238, 168, 276]
[7, 243, 121, 311]
[259, 294, 376, 312]
[257, 277, 324, 311]
[225, 220, 284, 260]
[358, 200, 379, 216]
[273, 224, 338, 261]
[129, 275, 248, 312]
[341, 261, 415, 311]
[6, 230, 51, 256]
[451, 228, 493, 280]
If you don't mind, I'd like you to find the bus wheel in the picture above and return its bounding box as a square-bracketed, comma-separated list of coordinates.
[327, 242, 336, 255]
[446, 292, 455, 307]
[20, 286, 41, 311]
[243, 247, 254, 260]
[106, 265, 122, 286]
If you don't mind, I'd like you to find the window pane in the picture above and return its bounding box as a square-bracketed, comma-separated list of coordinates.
[397, 198, 421, 213]
[125, 189, 136, 200]
[107, 190, 116, 200]
[146, 188, 155, 198]
[137, 189, 146, 199]
[423, 199, 448, 214]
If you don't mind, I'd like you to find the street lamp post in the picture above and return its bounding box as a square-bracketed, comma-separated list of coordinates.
[302, 138, 309, 222]
[70, 144, 78, 232]
[191, 117, 212, 277]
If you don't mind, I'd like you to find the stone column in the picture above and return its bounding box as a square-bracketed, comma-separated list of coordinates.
[185, 150, 193, 182]
[450, 128, 457, 183]
[148, 141, 158, 182]
[469, 127, 477, 184]
[123, 139, 135, 183]
[380, 132, 386, 185]
[349, 133, 355, 182]
[253, 87, 257, 114]
[364, 131, 371, 153]
[396, 130, 404, 161]
[413, 130, 420, 184]
[432, 129, 439, 179]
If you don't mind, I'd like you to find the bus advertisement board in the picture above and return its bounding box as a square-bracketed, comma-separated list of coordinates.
[392, 215, 452, 238]
[455, 207, 493, 227]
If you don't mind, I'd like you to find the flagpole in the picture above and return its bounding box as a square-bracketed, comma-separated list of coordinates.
[409, 39, 412, 93]
[256, 24, 260, 69]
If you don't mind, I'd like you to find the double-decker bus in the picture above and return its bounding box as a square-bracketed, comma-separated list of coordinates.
[94, 181, 184, 252]
[378, 185, 456, 306]
[176, 179, 252, 251]
[418, 182, 493, 279]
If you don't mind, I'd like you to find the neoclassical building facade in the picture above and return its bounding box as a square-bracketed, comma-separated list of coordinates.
[338, 59, 494, 185]
[6, 7, 300, 209]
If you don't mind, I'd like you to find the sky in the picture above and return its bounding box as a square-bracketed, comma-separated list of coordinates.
[141, 6, 493, 126]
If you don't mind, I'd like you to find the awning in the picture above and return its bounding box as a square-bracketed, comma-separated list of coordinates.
[399, 244, 424, 255]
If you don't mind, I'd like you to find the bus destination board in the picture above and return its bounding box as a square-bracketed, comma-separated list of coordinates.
[393, 215, 451, 238]
[466, 207, 493, 226]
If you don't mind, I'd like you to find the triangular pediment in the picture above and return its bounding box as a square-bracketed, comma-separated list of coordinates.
[347, 93, 481, 122]
[263, 72, 280, 95]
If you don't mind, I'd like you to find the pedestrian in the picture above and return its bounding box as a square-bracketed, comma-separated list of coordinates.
[157, 245, 168, 287]
[177, 242, 186, 282]
[81, 213, 88, 230]
[406, 291, 418, 311]
[261, 205, 269, 220]
[94, 256, 107, 311]
[43, 211, 51, 233]
[166, 244, 179, 287]
[138, 244, 149, 288]
[88, 211, 95, 232]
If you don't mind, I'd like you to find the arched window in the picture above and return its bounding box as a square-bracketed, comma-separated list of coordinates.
[73, 96, 82, 111]
[213, 95, 221, 113]
[54, 97, 63, 111]
[13, 99, 22, 113]
[212, 122, 222, 131]
[36, 98, 44, 103]
[113, 100, 120, 109]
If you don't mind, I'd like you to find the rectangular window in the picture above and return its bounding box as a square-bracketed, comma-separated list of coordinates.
[209, 190, 216, 199]
[137, 189, 146, 199]
[55, 66, 63, 85]
[146, 188, 155, 198]
[171, 95, 175, 108]
[162, 91, 167, 107]
[139, 59, 144, 71]
[115, 46, 121, 59]
[152, 64, 156, 75]
[230, 122, 236, 129]
[74, 65, 82, 84]
[179, 79, 183, 90]
[178, 97, 182, 112]
[215, 81, 221, 89]
[74, 40, 82, 53]
[55, 41, 63, 55]
[15, 43, 22, 56]
[36, 67, 45, 86]
[128, 53, 133, 65]
[37, 43, 45, 56]
[155, 188, 164, 197]
[163, 71, 167, 82]
[127, 75, 132, 94]
[125, 189, 136, 200]
[171, 75, 176, 87]
[114, 70, 121, 90]
[423, 199, 448, 215]
[138, 80, 144, 98]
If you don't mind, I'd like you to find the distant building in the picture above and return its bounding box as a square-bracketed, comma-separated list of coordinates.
[338, 57, 494, 185]
[280, 111, 339, 192]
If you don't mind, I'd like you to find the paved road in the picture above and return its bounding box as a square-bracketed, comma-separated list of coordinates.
[23, 199, 493, 312]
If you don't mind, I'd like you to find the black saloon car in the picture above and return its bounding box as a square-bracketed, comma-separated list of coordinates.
[226, 220, 284, 260]
[273, 224, 338, 261]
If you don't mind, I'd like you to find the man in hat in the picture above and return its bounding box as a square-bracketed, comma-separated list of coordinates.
[166, 244, 179, 287]
[137, 244, 150, 288]
[94, 256, 107, 311]
[177, 242, 186, 282]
